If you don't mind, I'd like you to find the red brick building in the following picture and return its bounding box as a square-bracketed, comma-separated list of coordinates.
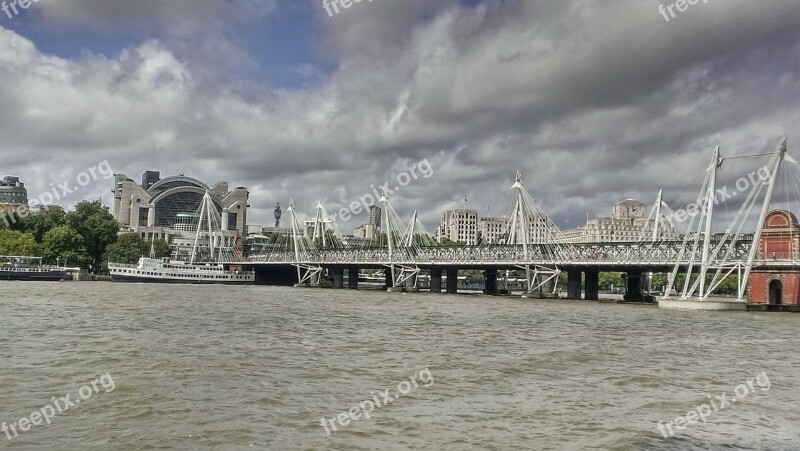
[748, 210, 800, 305]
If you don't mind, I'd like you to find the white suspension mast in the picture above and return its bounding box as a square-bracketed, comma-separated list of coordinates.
[406, 210, 418, 248]
[512, 171, 530, 261]
[509, 171, 533, 292]
[652, 189, 663, 242]
[381, 195, 393, 259]
[698, 146, 721, 299]
[287, 201, 302, 281]
[205, 192, 216, 261]
[190, 191, 209, 265]
[738, 138, 787, 301]
[311, 202, 324, 248]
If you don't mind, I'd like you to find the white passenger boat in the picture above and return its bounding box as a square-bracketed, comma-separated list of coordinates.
[109, 257, 254, 284]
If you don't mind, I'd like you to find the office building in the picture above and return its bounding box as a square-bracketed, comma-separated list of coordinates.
[0, 176, 28, 212]
[561, 199, 677, 243]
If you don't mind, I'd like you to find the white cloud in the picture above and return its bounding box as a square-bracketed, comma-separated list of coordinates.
[3, 0, 800, 232]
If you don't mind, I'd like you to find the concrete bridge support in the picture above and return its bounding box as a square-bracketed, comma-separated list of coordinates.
[405, 273, 419, 292]
[445, 268, 458, 294]
[624, 269, 643, 301]
[347, 266, 359, 289]
[484, 268, 498, 295]
[332, 268, 344, 289]
[384, 268, 394, 290]
[310, 271, 322, 287]
[567, 270, 582, 299]
[584, 269, 599, 301]
[430, 268, 442, 293]
[540, 274, 557, 297]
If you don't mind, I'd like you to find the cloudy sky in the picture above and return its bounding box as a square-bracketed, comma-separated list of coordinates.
[2, 0, 800, 233]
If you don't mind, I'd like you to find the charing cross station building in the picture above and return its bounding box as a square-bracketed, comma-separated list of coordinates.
[112, 170, 249, 260]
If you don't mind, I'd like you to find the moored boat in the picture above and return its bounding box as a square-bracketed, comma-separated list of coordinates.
[109, 257, 254, 284]
[0, 256, 70, 281]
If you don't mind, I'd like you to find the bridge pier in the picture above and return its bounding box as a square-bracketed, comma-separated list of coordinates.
[430, 268, 442, 293]
[567, 270, 582, 299]
[310, 270, 322, 287]
[384, 268, 395, 291]
[332, 268, 344, 289]
[624, 269, 643, 301]
[540, 274, 557, 298]
[445, 268, 458, 294]
[584, 269, 599, 301]
[483, 268, 498, 295]
[405, 273, 419, 292]
[347, 266, 359, 289]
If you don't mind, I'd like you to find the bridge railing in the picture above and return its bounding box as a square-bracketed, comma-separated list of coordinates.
[241, 240, 769, 266]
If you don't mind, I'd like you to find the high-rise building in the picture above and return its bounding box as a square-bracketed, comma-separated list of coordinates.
[478, 216, 507, 244]
[305, 219, 335, 239]
[436, 209, 479, 245]
[0, 176, 28, 212]
[560, 199, 677, 243]
[353, 205, 382, 240]
[141, 171, 161, 190]
[367, 205, 381, 227]
[433, 208, 552, 245]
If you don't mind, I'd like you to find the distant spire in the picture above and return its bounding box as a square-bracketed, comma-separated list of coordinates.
[274, 202, 282, 228]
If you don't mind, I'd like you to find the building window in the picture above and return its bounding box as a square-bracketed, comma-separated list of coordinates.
[138, 207, 149, 226]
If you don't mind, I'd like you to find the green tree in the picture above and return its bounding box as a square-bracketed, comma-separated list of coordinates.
[0, 229, 40, 255]
[599, 272, 623, 290]
[66, 201, 119, 273]
[42, 225, 88, 267]
[151, 238, 171, 259]
[105, 234, 171, 265]
[105, 233, 148, 264]
[13, 206, 67, 242]
[713, 276, 738, 295]
[0, 209, 25, 231]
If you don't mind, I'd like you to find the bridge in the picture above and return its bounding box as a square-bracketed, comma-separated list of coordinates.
[232, 138, 800, 304]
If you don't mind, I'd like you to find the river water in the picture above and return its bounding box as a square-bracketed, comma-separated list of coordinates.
[1, 282, 799, 450]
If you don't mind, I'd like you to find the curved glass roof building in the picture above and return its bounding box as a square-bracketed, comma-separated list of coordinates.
[113, 170, 249, 240]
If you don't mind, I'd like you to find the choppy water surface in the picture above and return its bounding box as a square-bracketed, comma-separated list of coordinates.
[1, 282, 799, 450]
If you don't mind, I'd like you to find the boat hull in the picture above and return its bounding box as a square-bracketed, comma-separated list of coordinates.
[0, 270, 70, 281]
[110, 274, 253, 284]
